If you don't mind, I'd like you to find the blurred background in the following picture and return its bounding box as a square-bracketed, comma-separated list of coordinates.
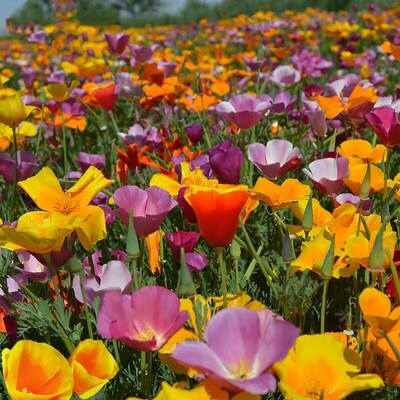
[3, 0, 395, 33]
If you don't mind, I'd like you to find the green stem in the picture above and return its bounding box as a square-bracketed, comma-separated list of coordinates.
[216, 247, 228, 308]
[238, 219, 279, 298]
[79, 274, 94, 339]
[140, 351, 153, 398]
[61, 112, 68, 181]
[11, 126, 18, 217]
[320, 278, 330, 334]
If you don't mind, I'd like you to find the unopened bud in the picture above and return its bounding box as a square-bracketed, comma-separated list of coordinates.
[230, 239, 241, 260]
[66, 255, 83, 274]
[368, 224, 385, 271]
[126, 208, 140, 259]
[177, 247, 196, 297]
[303, 194, 313, 233]
[321, 234, 335, 279]
[359, 162, 371, 201]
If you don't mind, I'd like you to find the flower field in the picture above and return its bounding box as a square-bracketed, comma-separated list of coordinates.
[0, 0, 400, 399]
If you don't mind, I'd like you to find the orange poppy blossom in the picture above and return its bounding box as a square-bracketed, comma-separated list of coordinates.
[250, 177, 310, 210]
[89, 81, 117, 111]
[381, 40, 400, 62]
[337, 139, 387, 165]
[2, 340, 74, 400]
[17, 166, 111, 250]
[184, 183, 249, 247]
[44, 108, 87, 131]
[316, 84, 378, 119]
[359, 288, 400, 385]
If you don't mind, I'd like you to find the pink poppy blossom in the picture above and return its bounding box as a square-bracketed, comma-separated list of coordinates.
[97, 286, 188, 351]
[215, 94, 270, 129]
[113, 186, 177, 237]
[270, 65, 301, 87]
[16, 252, 49, 282]
[76, 152, 106, 172]
[248, 139, 301, 180]
[73, 260, 132, 307]
[365, 106, 400, 148]
[173, 308, 299, 395]
[303, 157, 350, 195]
[261, 92, 296, 114]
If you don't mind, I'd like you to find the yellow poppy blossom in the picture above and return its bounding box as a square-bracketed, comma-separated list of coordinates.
[0, 93, 38, 127]
[274, 334, 384, 399]
[18, 166, 111, 250]
[0, 211, 83, 254]
[68, 339, 119, 399]
[2, 340, 73, 400]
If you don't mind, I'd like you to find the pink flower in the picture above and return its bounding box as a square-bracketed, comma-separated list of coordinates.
[248, 139, 301, 180]
[270, 65, 301, 87]
[173, 308, 299, 395]
[97, 286, 188, 351]
[215, 94, 270, 129]
[113, 186, 177, 237]
[365, 106, 400, 148]
[303, 157, 350, 195]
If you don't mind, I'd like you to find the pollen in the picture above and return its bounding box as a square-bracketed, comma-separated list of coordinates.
[53, 192, 80, 214]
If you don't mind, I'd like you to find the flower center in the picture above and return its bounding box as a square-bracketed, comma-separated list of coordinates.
[228, 359, 254, 381]
[53, 192, 80, 214]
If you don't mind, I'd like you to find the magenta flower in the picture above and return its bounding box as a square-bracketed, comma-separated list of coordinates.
[173, 308, 299, 395]
[365, 106, 400, 148]
[129, 44, 158, 64]
[303, 157, 350, 195]
[0, 151, 39, 184]
[97, 286, 188, 351]
[215, 94, 270, 129]
[248, 139, 301, 180]
[165, 231, 208, 272]
[73, 260, 132, 307]
[306, 109, 327, 137]
[113, 186, 177, 237]
[76, 152, 106, 172]
[184, 124, 204, 144]
[261, 91, 296, 114]
[104, 33, 130, 54]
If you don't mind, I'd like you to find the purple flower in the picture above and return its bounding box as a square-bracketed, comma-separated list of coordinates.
[215, 94, 270, 129]
[306, 109, 327, 137]
[208, 140, 244, 184]
[303, 157, 350, 195]
[76, 152, 106, 172]
[21, 68, 39, 89]
[27, 30, 48, 44]
[0, 151, 39, 184]
[97, 286, 188, 351]
[184, 124, 204, 144]
[270, 65, 301, 87]
[113, 186, 177, 237]
[365, 106, 400, 148]
[73, 260, 132, 307]
[263, 91, 297, 114]
[165, 231, 208, 272]
[104, 33, 130, 54]
[173, 308, 299, 395]
[118, 124, 161, 148]
[128, 44, 158, 64]
[248, 139, 301, 180]
[333, 193, 371, 214]
[291, 50, 333, 78]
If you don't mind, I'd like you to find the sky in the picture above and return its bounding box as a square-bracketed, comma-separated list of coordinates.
[0, 0, 26, 32]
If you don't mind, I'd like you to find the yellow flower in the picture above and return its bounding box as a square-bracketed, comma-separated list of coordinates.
[46, 80, 79, 103]
[68, 339, 119, 399]
[2, 340, 73, 400]
[18, 166, 111, 250]
[0, 93, 38, 127]
[0, 211, 83, 254]
[274, 334, 384, 399]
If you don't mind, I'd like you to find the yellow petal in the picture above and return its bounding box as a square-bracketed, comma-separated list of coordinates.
[150, 173, 182, 197]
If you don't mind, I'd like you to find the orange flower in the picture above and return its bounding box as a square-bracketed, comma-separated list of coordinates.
[184, 184, 249, 247]
[251, 177, 310, 209]
[337, 139, 387, 165]
[2, 340, 73, 400]
[381, 41, 400, 62]
[89, 81, 117, 111]
[316, 85, 378, 119]
[68, 339, 118, 399]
